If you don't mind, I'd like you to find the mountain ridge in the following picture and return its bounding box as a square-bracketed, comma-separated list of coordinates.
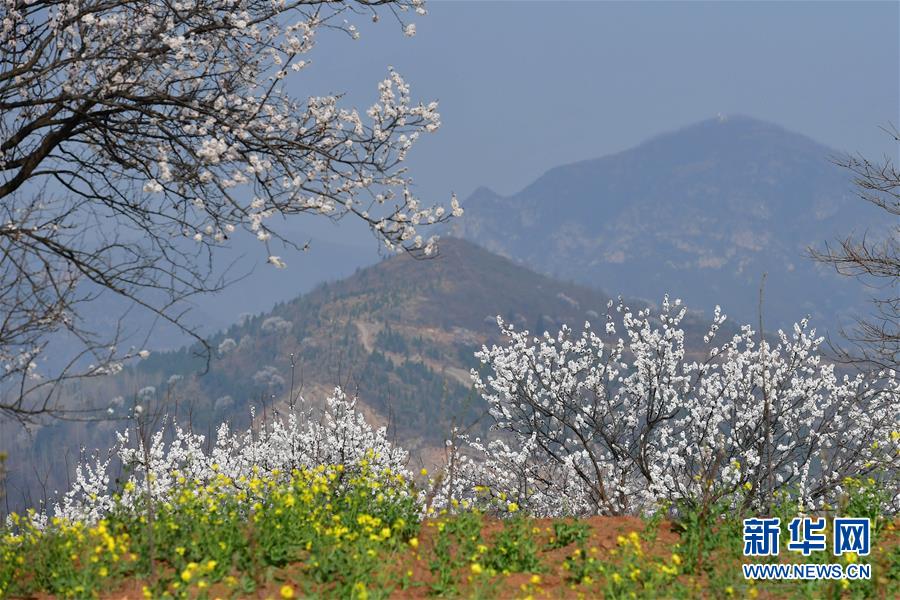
[452, 115, 881, 331]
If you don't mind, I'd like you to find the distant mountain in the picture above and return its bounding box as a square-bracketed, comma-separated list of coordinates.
[453, 115, 882, 331]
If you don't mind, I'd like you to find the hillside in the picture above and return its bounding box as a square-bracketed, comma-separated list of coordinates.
[453, 115, 883, 331]
[136, 237, 624, 446]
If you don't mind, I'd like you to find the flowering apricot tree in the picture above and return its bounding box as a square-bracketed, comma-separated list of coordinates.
[437, 297, 900, 516]
[0, 0, 458, 419]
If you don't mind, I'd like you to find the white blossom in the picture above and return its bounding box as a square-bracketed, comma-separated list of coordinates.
[46, 388, 411, 524]
[433, 298, 900, 517]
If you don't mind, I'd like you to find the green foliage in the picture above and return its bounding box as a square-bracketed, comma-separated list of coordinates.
[482, 516, 542, 574]
[671, 496, 745, 576]
[546, 518, 590, 550]
[426, 509, 485, 596]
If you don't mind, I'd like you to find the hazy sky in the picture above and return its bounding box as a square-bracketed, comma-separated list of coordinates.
[200, 1, 900, 322]
[300, 0, 899, 226]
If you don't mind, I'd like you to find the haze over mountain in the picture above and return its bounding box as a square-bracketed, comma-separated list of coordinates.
[453, 115, 882, 332]
[59, 115, 881, 360]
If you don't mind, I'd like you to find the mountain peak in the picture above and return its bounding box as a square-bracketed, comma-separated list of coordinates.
[454, 117, 879, 331]
[463, 185, 503, 204]
[638, 114, 830, 155]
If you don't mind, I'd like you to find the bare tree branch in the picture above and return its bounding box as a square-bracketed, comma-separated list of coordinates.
[809, 126, 900, 370]
[0, 0, 455, 420]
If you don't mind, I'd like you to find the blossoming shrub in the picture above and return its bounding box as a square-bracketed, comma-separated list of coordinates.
[54, 388, 410, 524]
[2, 387, 419, 597]
[437, 296, 900, 516]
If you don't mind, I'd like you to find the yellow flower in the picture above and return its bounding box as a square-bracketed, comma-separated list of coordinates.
[409, 537, 419, 549]
[180, 568, 192, 583]
[280, 584, 295, 599]
[660, 564, 678, 576]
[353, 581, 369, 600]
[420, 468, 428, 476]
[725, 586, 734, 595]
[671, 553, 681, 565]
[471, 562, 483, 574]
[507, 502, 519, 513]
[530, 574, 541, 585]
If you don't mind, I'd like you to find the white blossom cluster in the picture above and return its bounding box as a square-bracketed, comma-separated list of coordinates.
[1, 0, 452, 258]
[432, 432, 596, 518]
[46, 388, 410, 524]
[435, 296, 900, 517]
